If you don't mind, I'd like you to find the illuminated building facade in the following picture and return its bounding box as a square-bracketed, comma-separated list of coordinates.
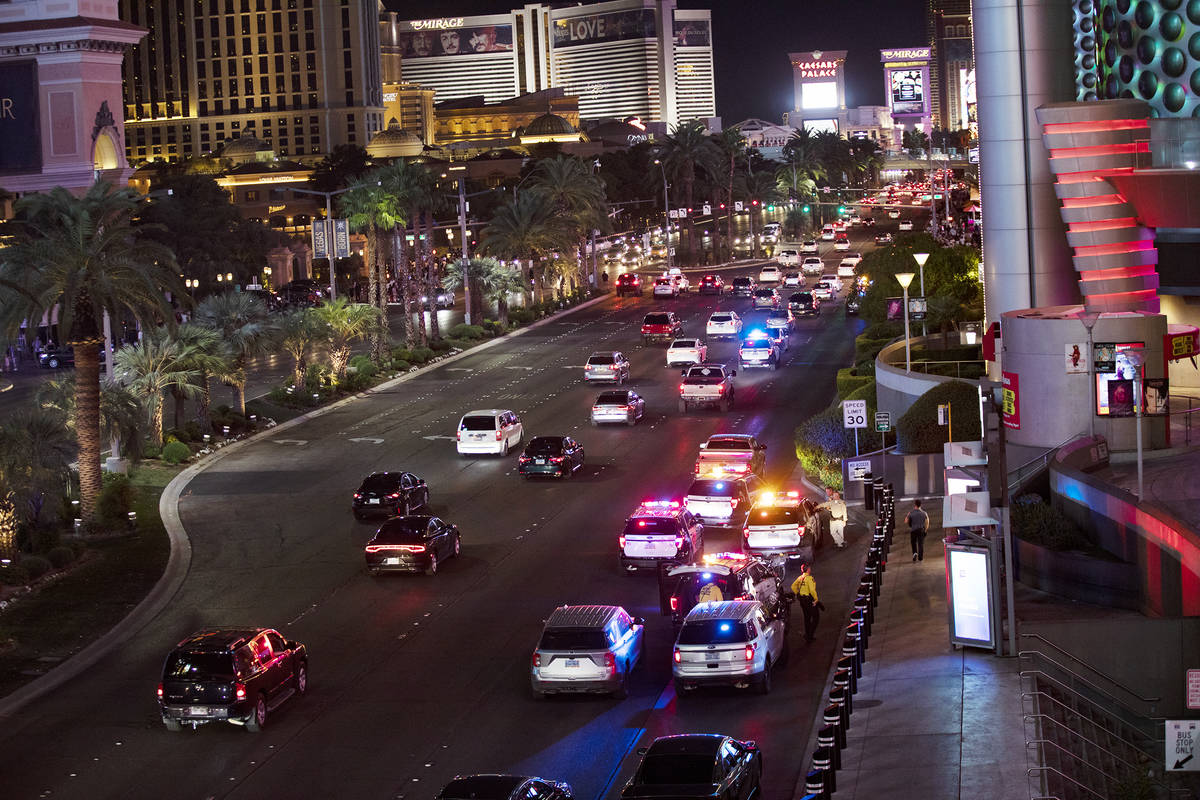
[880, 47, 934, 146]
[927, 0, 973, 131]
[120, 0, 386, 165]
[380, 1, 715, 127]
[788, 49, 847, 134]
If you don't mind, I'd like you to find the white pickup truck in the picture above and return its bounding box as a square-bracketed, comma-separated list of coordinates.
[678, 364, 737, 413]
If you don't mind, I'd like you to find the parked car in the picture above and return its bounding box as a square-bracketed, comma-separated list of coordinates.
[530, 605, 644, 698]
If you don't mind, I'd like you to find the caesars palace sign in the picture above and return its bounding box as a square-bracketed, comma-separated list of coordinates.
[792, 51, 842, 79]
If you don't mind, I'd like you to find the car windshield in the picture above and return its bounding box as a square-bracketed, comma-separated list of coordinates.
[705, 438, 750, 450]
[440, 776, 525, 799]
[754, 290, 774, 297]
[624, 518, 677, 536]
[597, 391, 630, 404]
[539, 629, 608, 650]
[644, 314, 671, 325]
[526, 438, 564, 455]
[677, 619, 753, 645]
[672, 340, 698, 348]
[709, 314, 732, 323]
[375, 517, 431, 541]
[587, 354, 615, 365]
[732, 278, 751, 286]
[688, 480, 739, 497]
[460, 416, 496, 431]
[164, 651, 235, 680]
[781, 251, 796, 256]
[360, 475, 401, 493]
[637, 754, 717, 785]
[655, 278, 672, 285]
[791, 293, 813, 303]
[751, 507, 801, 526]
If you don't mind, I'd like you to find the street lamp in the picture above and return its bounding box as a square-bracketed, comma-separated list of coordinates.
[1079, 311, 1101, 438]
[896, 271, 915, 373]
[912, 252, 929, 337]
[263, 265, 272, 289]
[291, 183, 371, 300]
[653, 158, 673, 271]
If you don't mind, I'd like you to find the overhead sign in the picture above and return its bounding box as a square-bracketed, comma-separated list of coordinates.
[847, 460, 871, 480]
[734, 201, 744, 212]
[880, 47, 932, 62]
[397, 20, 514, 57]
[552, 8, 656, 48]
[668, 209, 679, 219]
[843, 399, 867, 429]
[1167, 720, 1199, 771]
[702, 203, 712, 215]
[874, 411, 891, 432]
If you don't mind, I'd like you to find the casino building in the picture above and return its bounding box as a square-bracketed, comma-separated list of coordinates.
[379, 0, 716, 128]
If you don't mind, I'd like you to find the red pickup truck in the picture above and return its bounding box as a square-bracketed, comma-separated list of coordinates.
[642, 312, 683, 344]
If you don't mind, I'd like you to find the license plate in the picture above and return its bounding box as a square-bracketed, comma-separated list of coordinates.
[706, 652, 720, 662]
[565, 659, 579, 668]
[384, 557, 400, 565]
[768, 530, 780, 539]
[536, 458, 546, 465]
[187, 706, 210, 716]
[367, 498, 380, 505]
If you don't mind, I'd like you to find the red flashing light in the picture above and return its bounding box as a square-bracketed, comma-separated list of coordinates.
[744, 644, 756, 662]
[235, 683, 247, 700]
[670, 596, 679, 611]
[605, 652, 616, 674]
[673, 648, 682, 664]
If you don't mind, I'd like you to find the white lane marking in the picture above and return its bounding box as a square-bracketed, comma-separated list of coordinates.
[347, 437, 384, 444]
[422, 435, 457, 441]
[272, 439, 308, 446]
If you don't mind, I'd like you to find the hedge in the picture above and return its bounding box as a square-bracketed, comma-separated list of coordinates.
[795, 402, 884, 492]
[854, 336, 895, 368]
[447, 323, 486, 340]
[161, 440, 191, 465]
[836, 367, 872, 399]
[895, 380, 982, 453]
[1012, 494, 1092, 551]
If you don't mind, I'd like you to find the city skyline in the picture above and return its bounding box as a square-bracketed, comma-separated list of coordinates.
[384, 0, 929, 125]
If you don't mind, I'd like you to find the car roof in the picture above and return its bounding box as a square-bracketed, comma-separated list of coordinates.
[175, 627, 269, 651]
[461, 409, 513, 418]
[545, 604, 623, 629]
[439, 775, 528, 798]
[646, 734, 727, 757]
[706, 434, 753, 443]
[683, 600, 761, 622]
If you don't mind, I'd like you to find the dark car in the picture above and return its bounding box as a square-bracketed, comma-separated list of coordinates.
[616, 272, 643, 296]
[364, 515, 461, 576]
[278, 279, 324, 307]
[421, 286, 455, 309]
[729, 276, 756, 297]
[846, 290, 865, 315]
[621, 734, 762, 800]
[874, 232, 894, 245]
[157, 627, 308, 732]
[37, 347, 75, 369]
[243, 288, 283, 312]
[658, 552, 788, 629]
[698, 274, 725, 295]
[518, 435, 585, 479]
[788, 291, 821, 317]
[352, 471, 430, 520]
[437, 775, 574, 800]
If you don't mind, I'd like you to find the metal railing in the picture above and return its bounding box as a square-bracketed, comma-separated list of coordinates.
[1007, 432, 1087, 492]
[1021, 633, 1162, 712]
[905, 358, 987, 378]
[1169, 394, 1200, 446]
[1027, 765, 1107, 800]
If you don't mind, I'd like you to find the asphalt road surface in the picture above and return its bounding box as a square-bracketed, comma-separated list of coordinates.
[0, 221, 901, 800]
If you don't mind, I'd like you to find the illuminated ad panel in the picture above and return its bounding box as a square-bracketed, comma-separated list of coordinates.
[802, 82, 838, 109]
[396, 16, 514, 57]
[672, 17, 710, 47]
[880, 47, 932, 117]
[790, 50, 846, 111]
[552, 9, 657, 48]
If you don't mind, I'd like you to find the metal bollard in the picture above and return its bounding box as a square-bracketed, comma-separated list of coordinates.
[841, 632, 861, 679]
[829, 688, 850, 734]
[856, 591, 874, 630]
[852, 602, 870, 640]
[838, 655, 858, 694]
[818, 724, 841, 770]
[872, 476, 884, 512]
[812, 746, 837, 794]
[832, 672, 853, 716]
[805, 768, 828, 800]
[863, 568, 880, 603]
[871, 543, 886, 572]
[846, 621, 865, 665]
[864, 562, 880, 593]
[859, 579, 877, 611]
[824, 703, 846, 749]
[863, 471, 875, 512]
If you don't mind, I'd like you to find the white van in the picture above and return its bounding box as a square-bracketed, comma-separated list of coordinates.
[820, 224, 836, 241]
[456, 409, 523, 456]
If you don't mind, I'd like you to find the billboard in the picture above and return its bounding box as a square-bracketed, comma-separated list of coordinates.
[0, 61, 42, 174]
[888, 68, 927, 115]
[801, 81, 837, 110]
[397, 21, 513, 57]
[552, 9, 656, 48]
[673, 18, 710, 47]
[791, 50, 846, 79]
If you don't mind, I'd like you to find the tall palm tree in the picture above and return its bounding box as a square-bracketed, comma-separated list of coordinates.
[374, 161, 420, 344]
[311, 297, 381, 384]
[847, 138, 885, 188]
[481, 193, 572, 304]
[277, 307, 328, 389]
[113, 333, 200, 448]
[0, 406, 76, 530]
[0, 181, 182, 521]
[192, 291, 275, 416]
[479, 260, 527, 328]
[530, 155, 608, 287]
[656, 121, 720, 265]
[737, 171, 783, 254]
[712, 129, 747, 262]
[340, 177, 402, 360]
[170, 323, 232, 433]
[36, 376, 145, 463]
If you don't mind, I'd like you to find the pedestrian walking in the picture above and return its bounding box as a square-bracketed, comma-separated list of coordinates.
[790, 563, 824, 642]
[816, 487, 848, 549]
[906, 498, 930, 561]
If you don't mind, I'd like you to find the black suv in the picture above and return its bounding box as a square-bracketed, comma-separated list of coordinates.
[788, 291, 820, 317]
[657, 553, 789, 628]
[621, 734, 762, 799]
[616, 272, 642, 296]
[352, 471, 430, 520]
[729, 276, 756, 297]
[158, 627, 308, 732]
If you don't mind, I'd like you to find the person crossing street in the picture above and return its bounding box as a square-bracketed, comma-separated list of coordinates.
[790, 563, 824, 642]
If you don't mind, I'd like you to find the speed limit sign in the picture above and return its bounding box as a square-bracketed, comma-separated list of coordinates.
[842, 399, 867, 429]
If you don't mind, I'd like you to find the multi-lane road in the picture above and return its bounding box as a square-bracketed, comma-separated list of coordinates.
[0, 221, 903, 800]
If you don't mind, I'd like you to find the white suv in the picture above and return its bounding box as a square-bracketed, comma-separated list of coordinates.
[775, 249, 800, 268]
[673, 600, 787, 695]
[799, 240, 819, 255]
[757, 264, 782, 283]
[706, 311, 743, 340]
[456, 409, 523, 456]
[801, 257, 824, 276]
[531, 605, 644, 699]
[667, 338, 708, 367]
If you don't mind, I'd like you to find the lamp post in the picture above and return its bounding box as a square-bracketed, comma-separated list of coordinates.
[262, 265, 272, 290]
[1079, 311, 1101, 438]
[291, 184, 364, 300]
[654, 158, 673, 272]
[912, 252, 929, 337]
[896, 271, 915, 373]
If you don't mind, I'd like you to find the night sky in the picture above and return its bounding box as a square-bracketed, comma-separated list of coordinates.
[382, 0, 929, 124]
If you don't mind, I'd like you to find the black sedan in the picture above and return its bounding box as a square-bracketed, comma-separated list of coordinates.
[698, 274, 725, 295]
[621, 734, 762, 799]
[37, 347, 75, 369]
[518, 436, 585, 479]
[364, 515, 461, 576]
[352, 471, 429, 520]
[437, 775, 574, 799]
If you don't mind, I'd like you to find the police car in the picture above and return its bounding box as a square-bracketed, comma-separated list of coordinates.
[738, 330, 780, 370]
[685, 474, 763, 528]
[657, 552, 788, 630]
[618, 500, 705, 573]
[742, 490, 820, 565]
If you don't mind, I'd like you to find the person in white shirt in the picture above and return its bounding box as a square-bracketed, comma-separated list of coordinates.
[817, 488, 847, 549]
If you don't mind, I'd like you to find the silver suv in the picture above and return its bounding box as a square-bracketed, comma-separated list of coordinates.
[672, 600, 787, 695]
[584, 351, 630, 384]
[531, 605, 644, 699]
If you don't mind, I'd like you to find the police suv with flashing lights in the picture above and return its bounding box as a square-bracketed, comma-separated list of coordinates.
[738, 331, 780, 370]
[618, 500, 705, 573]
[684, 474, 763, 529]
[742, 490, 820, 565]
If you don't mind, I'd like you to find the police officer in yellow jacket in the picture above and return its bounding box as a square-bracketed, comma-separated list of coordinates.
[790, 563, 823, 642]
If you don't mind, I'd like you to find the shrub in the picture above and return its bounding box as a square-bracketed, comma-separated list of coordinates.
[836, 367, 873, 399]
[161, 440, 191, 465]
[30, 524, 60, 554]
[184, 421, 205, 442]
[142, 444, 161, 460]
[482, 319, 505, 337]
[794, 405, 884, 493]
[854, 337, 894, 367]
[47, 545, 76, 568]
[20, 554, 52, 580]
[0, 561, 30, 586]
[508, 308, 535, 326]
[392, 359, 410, 371]
[429, 337, 453, 352]
[895, 380, 982, 453]
[348, 354, 378, 379]
[96, 473, 136, 528]
[862, 322, 902, 340]
[844, 381, 878, 407]
[1012, 494, 1092, 551]
[446, 321, 482, 340]
[409, 346, 434, 364]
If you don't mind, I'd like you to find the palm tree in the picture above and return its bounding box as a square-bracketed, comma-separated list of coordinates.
[737, 171, 783, 255]
[481, 193, 573, 305]
[479, 260, 527, 328]
[374, 161, 421, 344]
[36, 376, 145, 463]
[170, 323, 232, 433]
[192, 291, 275, 416]
[113, 333, 201, 448]
[0, 181, 182, 521]
[0, 406, 76, 530]
[656, 121, 720, 265]
[311, 297, 381, 384]
[530, 155, 608, 287]
[847, 138, 885, 188]
[712, 129, 747, 262]
[277, 307, 328, 389]
[340, 177, 402, 360]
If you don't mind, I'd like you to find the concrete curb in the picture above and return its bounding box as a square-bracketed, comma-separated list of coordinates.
[0, 291, 615, 717]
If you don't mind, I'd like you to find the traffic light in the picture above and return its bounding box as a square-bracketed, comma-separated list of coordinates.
[751, 199, 759, 206]
[837, 205, 847, 214]
[767, 204, 775, 212]
[802, 204, 811, 213]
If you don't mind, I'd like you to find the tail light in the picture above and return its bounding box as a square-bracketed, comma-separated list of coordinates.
[592, 406, 601, 412]
[604, 652, 616, 674]
[669, 596, 679, 611]
[616, 405, 628, 411]
[386, 492, 401, 500]
[495, 430, 503, 441]
[156, 683, 164, 699]
[743, 527, 750, 539]
[235, 683, 247, 700]
[744, 644, 756, 662]
[674, 535, 684, 549]
[673, 648, 682, 664]
[797, 525, 806, 538]
[729, 498, 739, 509]
[550, 456, 564, 463]
[399, 545, 426, 553]
[353, 493, 362, 499]
[618, 535, 626, 548]
[717, 384, 725, 394]
[456, 431, 461, 441]
[518, 455, 530, 464]
[532, 652, 541, 668]
[679, 384, 686, 394]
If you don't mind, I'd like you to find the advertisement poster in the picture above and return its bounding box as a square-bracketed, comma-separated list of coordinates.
[552, 9, 656, 48]
[0, 61, 42, 173]
[1002, 371, 1020, 429]
[398, 23, 513, 57]
[948, 547, 993, 647]
[886, 297, 903, 321]
[1108, 379, 1135, 417]
[889, 68, 926, 115]
[1144, 378, 1169, 415]
[672, 18, 710, 47]
[908, 296, 927, 321]
[1093, 342, 1117, 373]
[1065, 343, 1087, 374]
